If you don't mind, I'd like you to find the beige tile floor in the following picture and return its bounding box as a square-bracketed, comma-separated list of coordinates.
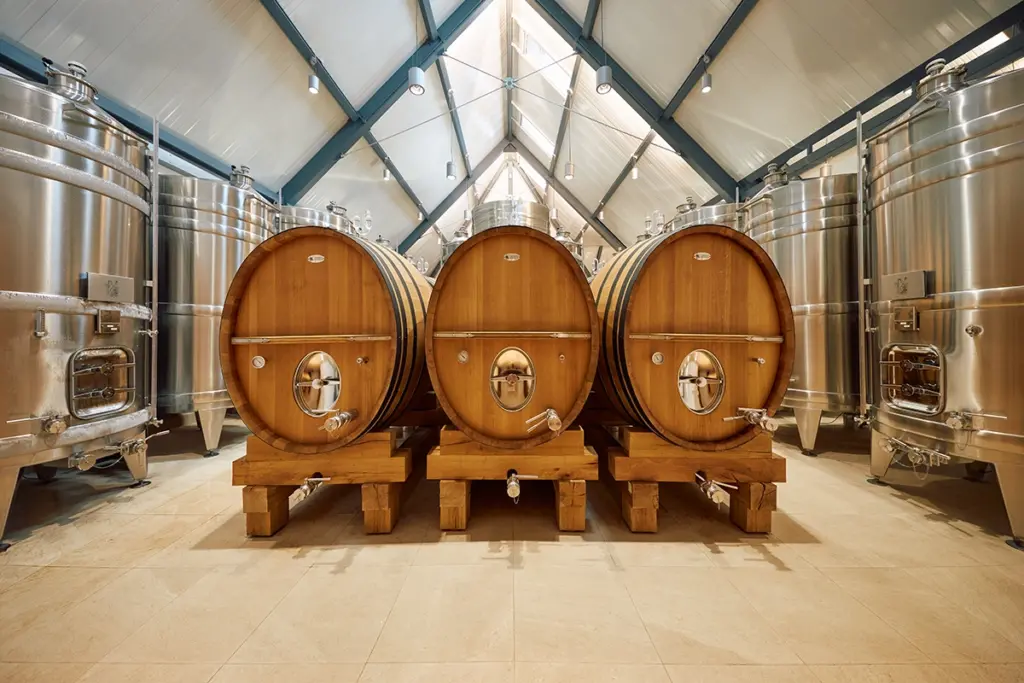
[1, 419, 1023, 683]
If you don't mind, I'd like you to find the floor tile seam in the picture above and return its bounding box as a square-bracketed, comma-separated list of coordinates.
[615, 560, 671, 665]
[1, 565, 131, 634]
[223, 563, 316, 666]
[66, 661, 223, 683]
[361, 564, 416, 664]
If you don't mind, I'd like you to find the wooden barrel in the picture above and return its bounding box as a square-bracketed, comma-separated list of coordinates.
[591, 224, 794, 449]
[219, 226, 432, 452]
[426, 226, 599, 448]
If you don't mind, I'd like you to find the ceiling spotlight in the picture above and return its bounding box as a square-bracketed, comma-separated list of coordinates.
[308, 73, 320, 95]
[417, 210, 424, 221]
[446, 160, 456, 181]
[383, 167, 391, 181]
[598, 209, 605, 220]
[408, 66, 426, 96]
[596, 65, 612, 95]
[700, 55, 712, 94]
[550, 208, 558, 220]
[631, 165, 639, 180]
[564, 162, 575, 181]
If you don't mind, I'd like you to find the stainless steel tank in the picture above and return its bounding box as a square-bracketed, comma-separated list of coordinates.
[866, 59, 1024, 545]
[157, 168, 276, 454]
[277, 201, 352, 233]
[742, 165, 861, 453]
[471, 199, 549, 233]
[671, 196, 744, 232]
[0, 61, 154, 539]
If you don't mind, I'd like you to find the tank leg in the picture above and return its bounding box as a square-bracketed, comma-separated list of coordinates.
[0, 466, 20, 551]
[994, 462, 1024, 550]
[197, 408, 227, 457]
[867, 429, 891, 487]
[793, 408, 822, 456]
[123, 445, 150, 488]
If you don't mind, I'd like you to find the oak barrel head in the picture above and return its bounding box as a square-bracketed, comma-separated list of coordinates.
[592, 224, 794, 449]
[219, 226, 431, 453]
[426, 226, 600, 449]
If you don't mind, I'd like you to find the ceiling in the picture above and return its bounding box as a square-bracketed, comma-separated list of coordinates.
[3, 0, 1021, 271]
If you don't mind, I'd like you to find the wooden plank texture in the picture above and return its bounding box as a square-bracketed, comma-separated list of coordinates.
[555, 479, 587, 531]
[439, 480, 471, 530]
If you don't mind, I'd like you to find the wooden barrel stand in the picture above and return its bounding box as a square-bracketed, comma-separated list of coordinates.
[427, 427, 598, 531]
[233, 427, 438, 535]
[588, 425, 786, 533]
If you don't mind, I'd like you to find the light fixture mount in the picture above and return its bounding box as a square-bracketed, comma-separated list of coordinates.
[408, 66, 426, 96]
[596, 65, 612, 95]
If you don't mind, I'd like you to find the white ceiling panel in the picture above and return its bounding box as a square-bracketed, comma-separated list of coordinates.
[431, 0, 465, 25]
[484, 161, 534, 202]
[673, 0, 1018, 180]
[3, 0, 348, 190]
[556, 0, 589, 25]
[597, 0, 740, 108]
[281, 0, 421, 109]
[513, 0, 577, 61]
[300, 138, 419, 245]
[603, 134, 716, 244]
[550, 61, 650, 212]
[373, 65, 468, 213]
[444, 1, 506, 169]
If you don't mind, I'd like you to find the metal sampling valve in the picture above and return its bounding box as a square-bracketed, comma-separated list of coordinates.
[695, 470, 733, 506]
[882, 436, 950, 467]
[297, 476, 332, 500]
[320, 409, 358, 433]
[505, 469, 539, 502]
[526, 408, 562, 433]
[722, 407, 778, 433]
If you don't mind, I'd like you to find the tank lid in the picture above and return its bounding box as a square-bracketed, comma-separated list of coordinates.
[471, 199, 549, 233]
[916, 58, 967, 100]
[230, 165, 254, 190]
[676, 196, 698, 213]
[763, 163, 789, 189]
[374, 235, 392, 249]
[45, 60, 97, 102]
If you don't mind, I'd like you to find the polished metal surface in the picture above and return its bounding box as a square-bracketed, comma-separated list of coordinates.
[157, 168, 276, 426]
[743, 169, 861, 438]
[471, 199, 549, 233]
[867, 62, 1024, 511]
[678, 349, 725, 415]
[489, 347, 535, 412]
[672, 199, 744, 232]
[0, 64, 152, 474]
[277, 201, 353, 233]
[293, 351, 342, 417]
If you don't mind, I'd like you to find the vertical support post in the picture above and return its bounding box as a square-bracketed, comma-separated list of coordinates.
[621, 481, 659, 532]
[555, 480, 587, 531]
[729, 482, 776, 533]
[362, 482, 402, 534]
[242, 485, 295, 537]
[149, 117, 160, 422]
[439, 480, 470, 530]
[856, 110, 870, 418]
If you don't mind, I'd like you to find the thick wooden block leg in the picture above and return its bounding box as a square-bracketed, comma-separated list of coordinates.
[556, 479, 587, 531]
[242, 485, 295, 537]
[729, 482, 777, 533]
[621, 482, 659, 532]
[439, 480, 470, 531]
[362, 482, 402, 534]
[0, 467, 19, 544]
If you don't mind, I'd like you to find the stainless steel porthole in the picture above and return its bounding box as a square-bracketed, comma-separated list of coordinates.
[293, 351, 341, 417]
[489, 347, 536, 412]
[678, 349, 725, 415]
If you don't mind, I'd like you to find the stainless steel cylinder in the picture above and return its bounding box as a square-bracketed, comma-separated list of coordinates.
[671, 201, 743, 232]
[277, 201, 352, 233]
[471, 199, 549, 233]
[0, 64, 152, 483]
[157, 169, 276, 428]
[743, 170, 860, 450]
[866, 62, 1024, 539]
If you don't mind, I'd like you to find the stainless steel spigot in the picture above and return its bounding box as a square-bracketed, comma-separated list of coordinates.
[297, 476, 332, 500]
[695, 471, 730, 506]
[526, 408, 561, 433]
[320, 409, 358, 433]
[505, 469, 539, 503]
[722, 407, 778, 433]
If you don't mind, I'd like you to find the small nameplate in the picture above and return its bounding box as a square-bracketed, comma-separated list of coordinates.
[307, 254, 326, 263]
[86, 273, 134, 303]
[504, 253, 520, 262]
[881, 270, 928, 301]
[693, 252, 711, 261]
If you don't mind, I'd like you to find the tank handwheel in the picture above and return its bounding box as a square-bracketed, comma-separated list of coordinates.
[32, 465, 58, 483]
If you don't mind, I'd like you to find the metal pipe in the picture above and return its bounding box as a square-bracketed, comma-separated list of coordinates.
[231, 334, 392, 344]
[628, 333, 783, 343]
[433, 331, 591, 339]
[149, 117, 160, 420]
[856, 111, 869, 418]
[0, 290, 152, 320]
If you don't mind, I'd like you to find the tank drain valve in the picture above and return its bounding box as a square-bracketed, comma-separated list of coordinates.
[42, 416, 68, 435]
[505, 469, 539, 503]
[297, 476, 332, 500]
[320, 409, 358, 433]
[526, 408, 562, 433]
[723, 408, 778, 433]
[695, 470, 734, 506]
[883, 437, 950, 468]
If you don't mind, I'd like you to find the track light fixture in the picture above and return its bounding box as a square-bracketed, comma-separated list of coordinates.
[700, 55, 712, 94]
[308, 56, 320, 95]
[408, 66, 426, 96]
[564, 162, 575, 181]
[596, 65, 613, 95]
[383, 166, 391, 181]
[631, 164, 639, 180]
[417, 210, 424, 221]
[598, 209, 605, 220]
[446, 160, 456, 181]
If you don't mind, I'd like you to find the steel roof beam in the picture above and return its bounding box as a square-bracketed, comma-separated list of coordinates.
[594, 130, 655, 220]
[282, 0, 492, 205]
[548, 55, 582, 176]
[398, 138, 507, 253]
[0, 36, 280, 200]
[738, 2, 1024, 195]
[261, 0, 429, 213]
[512, 140, 626, 249]
[582, 0, 602, 39]
[526, 0, 735, 198]
[664, 0, 759, 116]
